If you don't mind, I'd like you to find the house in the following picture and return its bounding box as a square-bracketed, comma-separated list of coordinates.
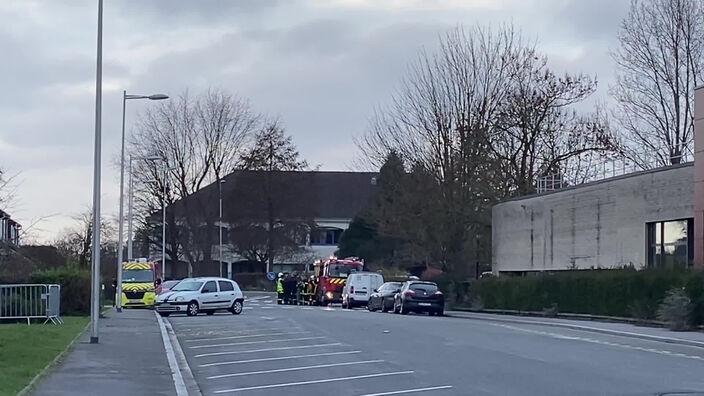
[0, 210, 21, 246]
[150, 171, 378, 279]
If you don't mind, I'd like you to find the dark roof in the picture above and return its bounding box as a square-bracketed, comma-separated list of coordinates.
[169, 171, 378, 221]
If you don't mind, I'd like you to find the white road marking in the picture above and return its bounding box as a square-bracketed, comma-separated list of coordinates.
[213, 371, 415, 393]
[260, 307, 273, 309]
[180, 327, 291, 337]
[186, 331, 307, 343]
[302, 307, 314, 310]
[207, 360, 384, 379]
[199, 350, 361, 368]
[155, 312, 188, 396]
[190, 336, 326, 349]
[195, 343, 343, 358]
[493, 323, 704, 362]
[357, 386, 455, 396]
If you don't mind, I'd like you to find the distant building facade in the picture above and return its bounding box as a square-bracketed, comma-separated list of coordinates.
[0, 210, 21, 246]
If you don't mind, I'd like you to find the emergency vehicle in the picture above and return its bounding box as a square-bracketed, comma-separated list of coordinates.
[120, 260, 160, 308]
[314, 257, 364, 305]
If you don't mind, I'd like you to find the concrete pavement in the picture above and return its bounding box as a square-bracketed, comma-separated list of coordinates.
[32, 309, 175, 396]
[166, 292, 704, 396]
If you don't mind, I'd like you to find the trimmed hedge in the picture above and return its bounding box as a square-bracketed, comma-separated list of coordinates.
[473, 269, 704, 325]
[29, 266, 91, 315]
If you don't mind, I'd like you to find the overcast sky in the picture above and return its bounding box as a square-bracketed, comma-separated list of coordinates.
[0, 0, 630, 242]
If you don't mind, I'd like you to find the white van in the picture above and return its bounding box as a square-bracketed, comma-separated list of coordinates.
[342, 272, 384, 308]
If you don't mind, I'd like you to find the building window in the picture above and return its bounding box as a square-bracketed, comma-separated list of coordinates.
[310, 228, 343, 245]
[647, 219, 693, 269]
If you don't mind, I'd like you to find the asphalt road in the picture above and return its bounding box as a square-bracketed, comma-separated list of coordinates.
[166, 292, 704, 396]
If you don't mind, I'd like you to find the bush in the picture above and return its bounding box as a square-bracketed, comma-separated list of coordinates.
[29, 266, 91, 315]
[657, 288, 693, 331]
[472, 269, 704, 326]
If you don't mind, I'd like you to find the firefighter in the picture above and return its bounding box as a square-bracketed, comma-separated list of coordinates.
[276, 273, 284, 304]
[308, 275, 318, 305]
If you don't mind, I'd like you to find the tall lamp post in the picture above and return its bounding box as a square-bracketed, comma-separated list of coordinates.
[116, 92, 168, 313]
[90, 0, 103, 344]
[219, 179, 225, 278]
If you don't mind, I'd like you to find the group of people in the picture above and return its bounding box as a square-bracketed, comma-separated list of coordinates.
[276, 272, 318, 305]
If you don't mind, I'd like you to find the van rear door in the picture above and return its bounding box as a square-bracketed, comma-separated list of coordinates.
[353, 273, 373, 300]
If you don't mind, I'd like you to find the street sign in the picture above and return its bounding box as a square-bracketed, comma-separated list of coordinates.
[267, 272, 277, 281]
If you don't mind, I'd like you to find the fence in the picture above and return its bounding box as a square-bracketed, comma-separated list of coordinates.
[0, 284, 63, 325]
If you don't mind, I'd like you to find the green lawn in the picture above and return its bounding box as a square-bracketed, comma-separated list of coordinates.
[0, 316, 89, 396]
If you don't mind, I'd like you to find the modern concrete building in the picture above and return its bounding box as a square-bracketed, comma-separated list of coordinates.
[492, 85, 704, 275]
[492, 164, 693, 274]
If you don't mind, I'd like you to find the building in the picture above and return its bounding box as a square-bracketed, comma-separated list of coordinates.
[492, 164, 693, 274]
[0, 210, 21, 246]
[151, 171, 377, 278]
[493, 85, 704, 275]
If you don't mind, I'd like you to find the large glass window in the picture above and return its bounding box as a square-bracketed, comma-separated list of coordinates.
[647, 219, 693, 269]
[310, 228, 343, 245]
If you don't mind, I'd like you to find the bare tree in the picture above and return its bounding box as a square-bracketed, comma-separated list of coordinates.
[54, 208, 116, 269]
[611, 0, 704, 167]
[128, 89, 260, 276]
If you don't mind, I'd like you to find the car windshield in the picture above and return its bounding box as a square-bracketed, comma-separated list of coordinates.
[171, 281, 203, 292]
[327, 264, 360, 278]
[122, 269, 153, 283]
[381, 283, 402, 291]
[162, 280, 180, 289]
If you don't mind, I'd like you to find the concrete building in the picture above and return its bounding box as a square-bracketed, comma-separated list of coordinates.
[493, 85, 704, 274]
[492, 164, 694, 274]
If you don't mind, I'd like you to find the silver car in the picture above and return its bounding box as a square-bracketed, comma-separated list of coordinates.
[155, 277, 244, 317]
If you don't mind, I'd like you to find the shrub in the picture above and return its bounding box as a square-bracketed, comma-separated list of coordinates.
[29, 266, 91, 315]
[472, 269, 704, 326]
[657, 288, 693, 331]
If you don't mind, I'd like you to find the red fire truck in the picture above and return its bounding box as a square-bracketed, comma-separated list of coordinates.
[314, 257, 364, 305]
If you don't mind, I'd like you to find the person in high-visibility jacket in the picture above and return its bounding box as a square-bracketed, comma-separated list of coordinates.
[276, 273, 284, 304]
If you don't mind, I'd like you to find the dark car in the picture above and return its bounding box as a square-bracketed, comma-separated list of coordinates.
[393, 281, 444, 316]
[367, 282, 403, 312]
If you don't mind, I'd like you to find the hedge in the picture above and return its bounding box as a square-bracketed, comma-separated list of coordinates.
[472, 269, 704, 325]
[29, 266, 91, 315]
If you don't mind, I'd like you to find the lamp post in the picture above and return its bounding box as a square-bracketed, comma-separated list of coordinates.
[219, 179, 225, 278]
[116, 92, 168, 313]
[89, 0, 103, 344]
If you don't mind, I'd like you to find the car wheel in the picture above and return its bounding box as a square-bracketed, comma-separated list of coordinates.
[206, 310, 215, 316]
[368, 301, 376, 312]
[158, 312, 170, 317]
[231, 300, 243, 315]
[436, 309, 444, 317]
[186, 301, 199, 316]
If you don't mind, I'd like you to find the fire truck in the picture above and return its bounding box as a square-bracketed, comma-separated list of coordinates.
[314, 257, 364, 305]
[119, 259, 161, 308]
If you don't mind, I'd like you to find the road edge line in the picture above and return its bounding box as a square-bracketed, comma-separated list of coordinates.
[16, 319, 91, 396]
[156, 312, 195, 396]
[447, 311, 704, 349]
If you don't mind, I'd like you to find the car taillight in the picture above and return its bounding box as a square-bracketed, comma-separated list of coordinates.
[350, 286, 355, 294]
[404, 290, 415, 297]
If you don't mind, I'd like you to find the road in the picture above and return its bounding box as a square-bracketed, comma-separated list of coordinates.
[166, 292, 704, 396]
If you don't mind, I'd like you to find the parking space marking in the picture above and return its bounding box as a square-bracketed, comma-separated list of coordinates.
[206, 360, 384, 379]
[185, 331, 307, 343]
[199, 350, 362, 368]
[213, 371, 415, 393]
[194, 343, 343, 358]
[189, 336, 326, 349]
[178, 327, 292, 337]
[357, 386, 455, 396]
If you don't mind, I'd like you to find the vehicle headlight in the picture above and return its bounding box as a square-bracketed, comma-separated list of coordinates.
[175, 296, 184, 302]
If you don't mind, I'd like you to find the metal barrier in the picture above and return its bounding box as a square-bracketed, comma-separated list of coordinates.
[0, 284, 63, 325]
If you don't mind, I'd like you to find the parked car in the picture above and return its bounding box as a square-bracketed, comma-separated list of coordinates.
[341, 272, 384, 309]
[393, 281, 444, 316]
[367, 282, 403, 312]
[155, 277, 244, 317]
[156, 279, 181, 295]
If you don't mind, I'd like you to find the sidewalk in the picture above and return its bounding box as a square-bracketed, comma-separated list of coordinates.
[447, 310, 704, 348]
[32, 309, 175, 396]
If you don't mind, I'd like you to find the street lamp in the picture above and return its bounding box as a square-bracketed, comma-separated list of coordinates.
[90, 0, 103, 344]
[116, 93, 168, 313]
[218, 179, 225, 278]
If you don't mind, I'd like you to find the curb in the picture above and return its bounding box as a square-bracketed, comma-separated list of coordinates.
[16, 319, 91, 396]
[156, 312, 203, 396]
[446, 311, 704, 349]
